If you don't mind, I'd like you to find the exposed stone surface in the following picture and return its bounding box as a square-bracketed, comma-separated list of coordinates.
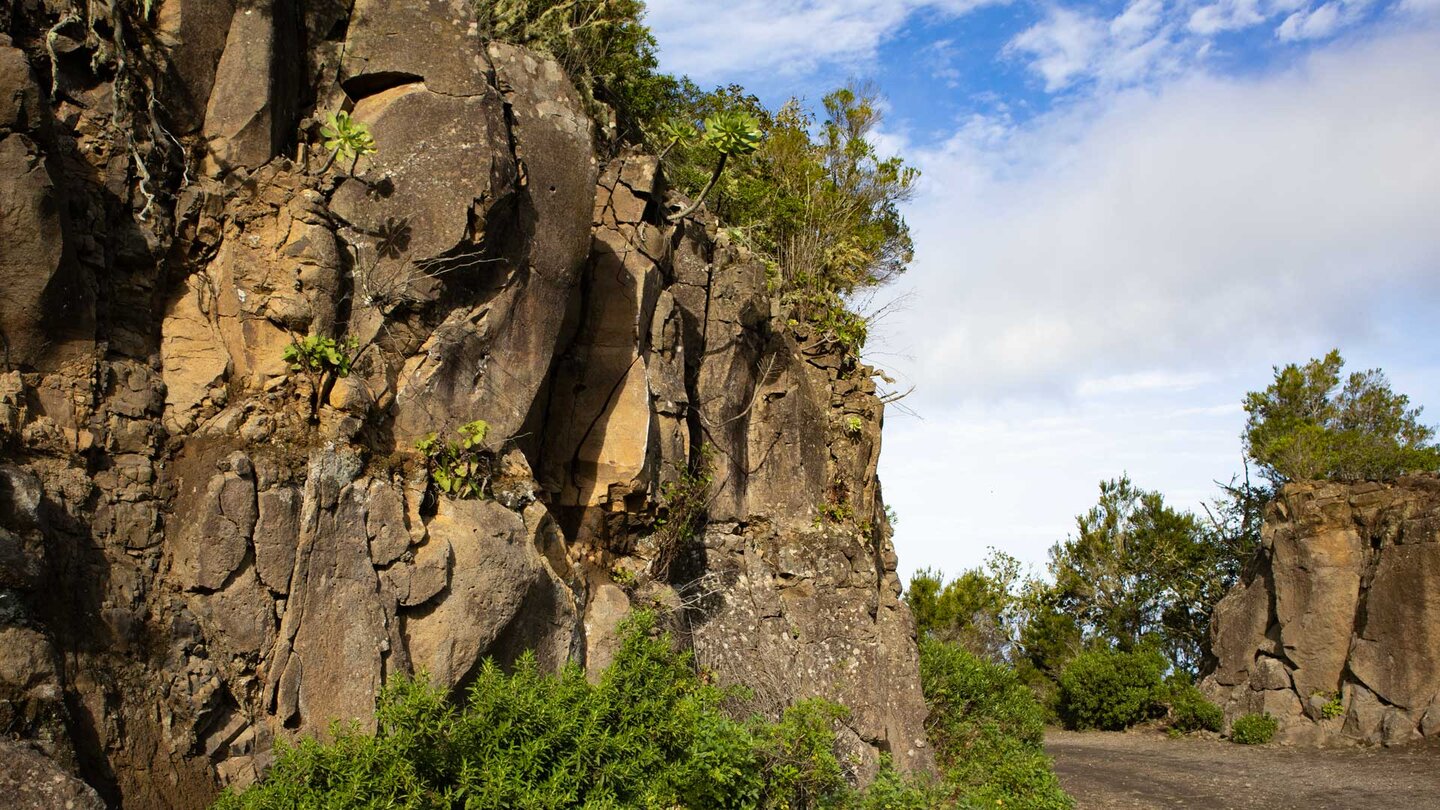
[1202, 476, 1440, 746]
[0, 738, 105, 810]
[0, 3, 930, 804]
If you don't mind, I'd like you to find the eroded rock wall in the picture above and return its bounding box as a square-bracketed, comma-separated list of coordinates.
[0, 2, 929, 805]
[1200, 476, 1440, 746]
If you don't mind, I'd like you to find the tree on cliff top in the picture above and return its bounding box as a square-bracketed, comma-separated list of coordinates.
[1243, 350, 1440, 485]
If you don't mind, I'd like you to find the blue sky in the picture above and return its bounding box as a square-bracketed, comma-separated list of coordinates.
[643, 1, 1440, 580]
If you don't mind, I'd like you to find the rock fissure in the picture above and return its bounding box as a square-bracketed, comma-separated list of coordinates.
[0, 4, 932, 803]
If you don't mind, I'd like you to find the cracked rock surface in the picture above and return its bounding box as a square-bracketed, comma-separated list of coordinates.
[0, 3, 930, 805]
[1201, 475, 1440, 747]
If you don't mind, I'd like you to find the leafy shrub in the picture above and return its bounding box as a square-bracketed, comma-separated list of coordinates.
[856, 757, 943, 809]
[283, 335, 357, 379]
[658, 85, 916, 360]
[1056, 647, 1167, 731]
[1317, 691, 1345, 720]
[665, 110, 766, 222]
[215, 613, 761, 809]
[1164, 680, 1223, 733]
[215, 613, 938, 809]
[651, 445, 714, 579]
[1230, 712, 1278, 745]
[283, 334, 361, 419]
[415, 420, 493, 499]
[755, 699, 852, 809]
[920, 639, 1073, 809]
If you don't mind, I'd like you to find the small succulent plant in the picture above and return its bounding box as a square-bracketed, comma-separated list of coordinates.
[319, 111, 377, 173]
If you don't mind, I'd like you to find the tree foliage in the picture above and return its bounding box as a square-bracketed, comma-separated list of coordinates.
[1046, 476, 1239, 674]
[1243, 349, 1440, 484]
[906, 552, 1024, 662]
[658, 84, 917, 355]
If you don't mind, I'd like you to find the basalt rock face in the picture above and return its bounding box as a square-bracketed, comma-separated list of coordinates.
[0, 3, 929, 806]
[1200, 476, 1440, 746]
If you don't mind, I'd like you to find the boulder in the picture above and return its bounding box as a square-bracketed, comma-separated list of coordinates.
[402, 499, 557, 689]
[0, 739, 104, 810]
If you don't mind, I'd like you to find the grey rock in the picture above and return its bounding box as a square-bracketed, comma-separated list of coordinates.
[0, 738, 103, 810]
[254, 487, 300, 593]
[171, 466, 258, 592]
[343, 0, 490, 98]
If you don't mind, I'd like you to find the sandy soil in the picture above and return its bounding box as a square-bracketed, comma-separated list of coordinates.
[1045, 729, 1440, 809]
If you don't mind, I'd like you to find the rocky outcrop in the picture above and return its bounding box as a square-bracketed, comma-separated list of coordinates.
[0, 3, 929, 806]
[1201, 476, 1440, 746]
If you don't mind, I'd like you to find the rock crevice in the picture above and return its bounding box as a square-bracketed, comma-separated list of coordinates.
[0, 2, 931, 805]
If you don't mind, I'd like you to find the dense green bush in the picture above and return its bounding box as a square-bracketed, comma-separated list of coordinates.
[215, 614, 939, 809]
[1230, 712, 1278, 745]
[1056, 647, 1167, 731]
[919, 640, 1073, 809]
[1163, 680, 1223, 733]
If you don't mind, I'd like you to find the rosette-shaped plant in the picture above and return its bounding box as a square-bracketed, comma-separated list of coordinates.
[667, 110, 763, 222]
[319, 110, 377, 174]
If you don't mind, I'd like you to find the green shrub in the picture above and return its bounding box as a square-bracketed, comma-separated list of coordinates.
[856, 757, 943, 809]
[283, 335, 357, 379]
[920, 639, 1073, 809]
[1164, 680, 1223, 733]
[1056, 647, 1167, 731]
[755, 699, 852, 809]
[651, 445, 714, 579]
[214, 613, 765, 809]
[214, 613, 942, 809]
[415, 420, 493, 499]
[1316, 691, 1345, 720]
[1230, 712, 1278, 745]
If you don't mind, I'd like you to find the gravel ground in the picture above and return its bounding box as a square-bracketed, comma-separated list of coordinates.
[1045, 728, 1440, 809]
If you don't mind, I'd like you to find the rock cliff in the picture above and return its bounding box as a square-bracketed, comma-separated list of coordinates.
[1201, 475, 1440, 746]
[0, 2, 929, 806]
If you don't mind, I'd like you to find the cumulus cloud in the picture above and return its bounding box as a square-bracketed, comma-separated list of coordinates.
[881, 29, 1440, 400]
[644, 0, 1004, 80]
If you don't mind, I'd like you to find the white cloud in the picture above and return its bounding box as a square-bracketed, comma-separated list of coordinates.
[883, 29, 1440, 400]
[1187, 0, 1267, 35]
[644, 0, 1004, 81]
[1276, 0, 1373, 40]
[1006, 0, 1186, 92]
[876, 27, 1440, 572]
[1075, 371, 1217, 398]
[1006, 7, 1109, 90]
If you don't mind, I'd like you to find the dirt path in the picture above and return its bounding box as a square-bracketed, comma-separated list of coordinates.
[1045, 729, 1440, 809]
